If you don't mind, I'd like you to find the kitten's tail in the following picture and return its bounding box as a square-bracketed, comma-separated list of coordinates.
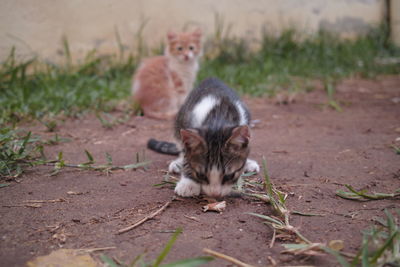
[147, 139, 180, 155]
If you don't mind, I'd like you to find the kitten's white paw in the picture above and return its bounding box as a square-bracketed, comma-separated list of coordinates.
[174, 176, 201, 197]
[168, 157, 183, 173]
[245, 159, 260, 173]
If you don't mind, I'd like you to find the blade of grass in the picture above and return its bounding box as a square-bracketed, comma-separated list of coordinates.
[158, 256, 214, 267]
[100, 254, 120, 267]
[369, 232, 398, 264]
[153, 228, 182, 267]
[247, 212, 284, 226]
[336, 184, 400, 201]
[122, 161, 151, 170]
[203, 248, 255, 267]
[84, 149, 94, 163]
[292, 210, 325, 217]
[320, 246, 351, 267]
[391, 145, 400, 155]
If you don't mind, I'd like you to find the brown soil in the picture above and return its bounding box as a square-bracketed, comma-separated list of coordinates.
[1, 76, 400, 267]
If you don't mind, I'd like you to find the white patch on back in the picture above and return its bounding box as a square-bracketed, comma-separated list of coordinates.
[235, 101, 247, 125]
[192, 95, 220, 127]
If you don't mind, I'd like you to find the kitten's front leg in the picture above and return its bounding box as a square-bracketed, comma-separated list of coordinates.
[174, 175, 201, 197]
[244, 159, 260, 173]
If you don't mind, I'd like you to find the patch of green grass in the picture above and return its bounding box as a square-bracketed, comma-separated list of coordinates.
[0, 127, 150, 180]
[0, 45, 137, 125]
[0, 127, 44, 179]
[199, 26, 400, 96]
[323, 209, 400, 267]
[1, 26, 399, 125]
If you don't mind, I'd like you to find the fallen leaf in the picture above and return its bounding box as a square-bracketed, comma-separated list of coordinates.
[184, 215, 200, 222]
[202, 201, 226, 213]
[26, 249, 97, 267]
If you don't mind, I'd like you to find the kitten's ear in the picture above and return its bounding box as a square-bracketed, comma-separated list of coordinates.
[180, 129, 206, 153]
[167, 31, 178, 41]
[225, 125, 250, 150]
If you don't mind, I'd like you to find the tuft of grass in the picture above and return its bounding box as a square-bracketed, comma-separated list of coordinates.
[100, 228, 214, 267]
[322, 209, 400, 267]
[42, 133, 71, 146]
[0, 126, 150, 180]
[153, 172, 179, 188]
[0, 128, 44, 179]
[47, 150, 151, 177]
[248, 157, 313, 245]
[391, 145, 400, 155]
[199, 26, 400, 97]
[0, 41, 137, 125]
[324, 79, 342, 111]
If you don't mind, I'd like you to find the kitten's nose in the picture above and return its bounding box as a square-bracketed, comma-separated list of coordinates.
[184, 54, 190, 61]
[208, 190, 222, 198]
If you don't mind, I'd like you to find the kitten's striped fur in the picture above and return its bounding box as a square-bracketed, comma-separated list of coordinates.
[170, 78, 260, 198]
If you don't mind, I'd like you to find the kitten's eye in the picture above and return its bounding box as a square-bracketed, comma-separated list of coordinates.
[222, 173, 235, 184]
[189, 46, 195, 51]
[194, 171, 207, 182]
[177, 46, 183, 51]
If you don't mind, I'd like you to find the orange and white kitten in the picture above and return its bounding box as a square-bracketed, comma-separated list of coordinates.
[132, 29, 202, 120]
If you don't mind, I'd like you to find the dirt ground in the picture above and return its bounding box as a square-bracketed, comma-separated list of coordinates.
[1, 76, 400, 267]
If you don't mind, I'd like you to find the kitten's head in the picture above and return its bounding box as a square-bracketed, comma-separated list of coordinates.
[181, 125, 250, 198]
[166, 29, 202, 63]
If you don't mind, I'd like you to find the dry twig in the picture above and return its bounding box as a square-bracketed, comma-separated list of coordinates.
[23, 198, 65, 203]
[203, 248, 256, 267]
[117, 200, 171, 234]
[184, 215, 200, 222]
[77, 247, 116, 253]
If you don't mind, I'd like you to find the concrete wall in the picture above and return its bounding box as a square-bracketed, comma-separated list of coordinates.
[0, 0, 385, 62]
[391, 0, 400, 45]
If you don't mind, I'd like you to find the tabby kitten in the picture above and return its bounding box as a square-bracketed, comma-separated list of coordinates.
[152, 77, 260, 198]
[132, 29, 202, 120]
